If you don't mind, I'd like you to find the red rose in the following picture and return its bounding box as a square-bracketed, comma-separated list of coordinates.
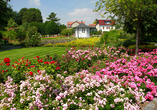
[55, 67, 60, 70]
[21, 57, 24, 60]
[4, 58, 10, 63]
[25, 64, 28, 66]
[50, 61, 55, 64]
[30, 71, 33, 76]
[36, 56, 39, 59]
[6, 63, 10, 66]
[44, 62, 49, 64]
[40, 59, 43, 63]
[31, 65, 35, 68]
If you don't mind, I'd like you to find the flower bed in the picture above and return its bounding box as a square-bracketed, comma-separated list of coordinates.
[0, 46, 157, 109]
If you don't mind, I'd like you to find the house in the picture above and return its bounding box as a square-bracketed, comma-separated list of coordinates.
[96, 20, 115, 32]
[74, 23, 95, 38]
[67, 20, 85, 28]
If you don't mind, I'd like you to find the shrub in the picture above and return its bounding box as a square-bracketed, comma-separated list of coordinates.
[119, 31, 135, 40]
[53, 38, 100, 47]
[100, 30, 121, 44]
[61, 28, 73, 36]
[22, 26, 41, 47]
[122, 40, 135, 47]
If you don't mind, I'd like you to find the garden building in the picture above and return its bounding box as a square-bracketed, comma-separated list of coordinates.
[74, 23, 95, 38]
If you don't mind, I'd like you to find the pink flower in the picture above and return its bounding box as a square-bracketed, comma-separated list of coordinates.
[145, 94, 154, 100]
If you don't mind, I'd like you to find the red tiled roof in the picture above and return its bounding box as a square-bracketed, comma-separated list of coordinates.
[89, 24, 96, 27]
[97, 20, 115, 25]
[67, 20, 85, 27]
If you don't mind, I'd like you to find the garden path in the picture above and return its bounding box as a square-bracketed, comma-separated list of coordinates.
[139, 97, 157, 110]
[0, 45, 22, 52]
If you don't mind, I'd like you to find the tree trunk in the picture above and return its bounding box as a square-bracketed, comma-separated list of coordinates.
[135, 19, 141, 55]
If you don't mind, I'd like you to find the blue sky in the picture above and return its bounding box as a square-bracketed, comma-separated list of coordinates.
[9, 0, 105, 26]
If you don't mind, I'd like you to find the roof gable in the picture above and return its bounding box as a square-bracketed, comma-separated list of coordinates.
[67, 21, 85, 27]
[74, 23, 90, 28]
[97, 20, 115, 25]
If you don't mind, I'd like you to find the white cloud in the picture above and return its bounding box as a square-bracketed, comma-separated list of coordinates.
[29, 0, 41, 6]
[68, 8, 99, 25]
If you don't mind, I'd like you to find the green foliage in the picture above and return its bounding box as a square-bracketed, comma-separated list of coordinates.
[0, 31, 2, 40]
[6, 18, 18, 28]
[46, 12, 60, 23]
[45, 20, 59, 35]
[22, 8, 43, 23]
[59, 24, 66, 33]
[16, 25, 27, 41]
[0, 0, 13, 30]
[61, 28, 73, 36]
[100, 30, 121, 44]
[17, 8, 28, 25]
[22, 26, 41, 47]
[90, 29, 102, 35]
[29, 22, 43, 34]
[94, 0, 157, 55]
[119, 31, 135, 40]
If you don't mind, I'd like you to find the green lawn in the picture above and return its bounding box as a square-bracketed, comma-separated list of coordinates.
[0, 47, 69, 64]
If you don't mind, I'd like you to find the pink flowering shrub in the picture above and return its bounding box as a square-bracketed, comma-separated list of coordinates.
[0, 46, 157, 109]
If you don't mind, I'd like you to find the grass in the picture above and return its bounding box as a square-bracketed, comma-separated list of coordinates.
[0, 47, 70, 64]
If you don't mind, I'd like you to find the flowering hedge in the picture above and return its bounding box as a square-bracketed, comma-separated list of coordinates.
[44, 37, 100, 47]
[0, 46, 157, 109]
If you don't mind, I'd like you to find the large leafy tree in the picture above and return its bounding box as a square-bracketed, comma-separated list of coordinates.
[17, 8, 28, 25]
[0, 0, 12, 30]
[95, 0, 157, 55]
[45, 20, 59, 35]
[46, 12, 60, 23]
[22, 8, 43, 23]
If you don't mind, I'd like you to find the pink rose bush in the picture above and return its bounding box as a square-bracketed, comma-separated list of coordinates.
[0, 46, 157, 109]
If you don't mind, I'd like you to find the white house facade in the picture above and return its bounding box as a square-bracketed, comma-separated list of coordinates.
[96, 20, 115, 32]
[74, 23, 91, 38]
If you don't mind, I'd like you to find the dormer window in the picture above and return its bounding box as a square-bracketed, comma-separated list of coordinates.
[104, 21, 111, 24]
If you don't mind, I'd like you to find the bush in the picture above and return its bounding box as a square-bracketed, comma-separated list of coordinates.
[22, 26, 41, 47]
[100, 30, 121, 44]
[0, 31, 2, 40]
[122, 40, 135, 47]
[119, 31, 135, 40]
[61, 28, 74, 36]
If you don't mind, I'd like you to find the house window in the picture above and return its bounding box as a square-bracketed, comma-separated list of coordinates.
[106, 27, 110, 29]
[69, 24, 70, 27]
[82, 28, 85, 33]
[104, 21, 111, 24]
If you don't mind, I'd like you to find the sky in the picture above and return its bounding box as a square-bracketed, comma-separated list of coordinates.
[8, 0, 108, 26]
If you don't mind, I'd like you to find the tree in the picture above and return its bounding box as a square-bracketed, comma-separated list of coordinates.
[59, 24, 66, 33]
[94, 0, 157, 55]
[6, 18, 18, 28]
[29, 22, 43, 34]
[93, 19, 98, 24]
[45, 20, 59, 35]
[46, 12, 60, 23]
[22, 8, 43, 23]
[17, 8, 28, 25]
[0, 0, 12, 30]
